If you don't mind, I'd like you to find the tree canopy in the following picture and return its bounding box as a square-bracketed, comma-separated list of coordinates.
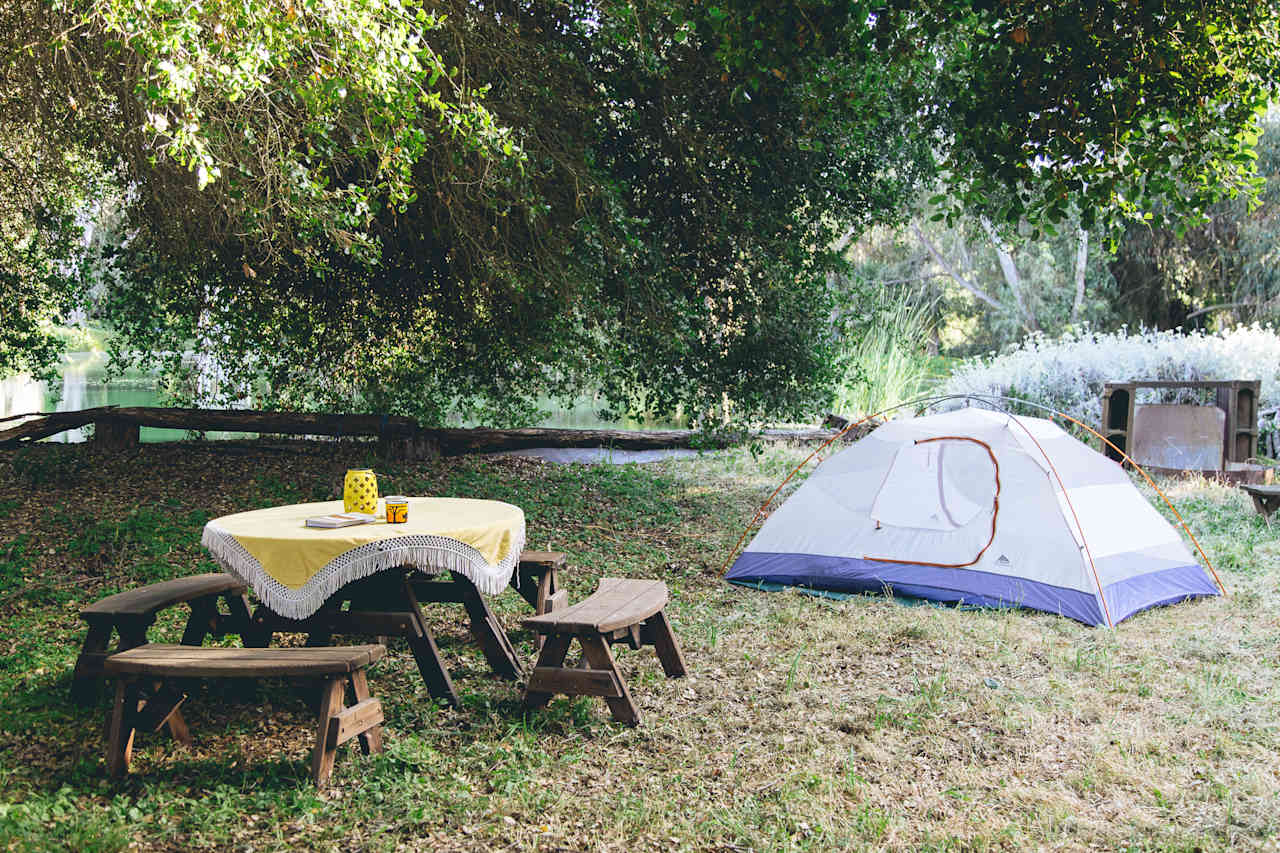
[4, 0, 1278, 424]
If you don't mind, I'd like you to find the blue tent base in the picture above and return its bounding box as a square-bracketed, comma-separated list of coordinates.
[725, 552, 1221, 625]
[727, 578, 987, 610]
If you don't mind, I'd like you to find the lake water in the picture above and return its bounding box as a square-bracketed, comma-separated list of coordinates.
[0, 351, 681, 442]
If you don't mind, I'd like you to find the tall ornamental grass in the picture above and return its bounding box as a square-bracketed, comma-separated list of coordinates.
[942, 325, 1280, 432]
[832, 294, 936, 418]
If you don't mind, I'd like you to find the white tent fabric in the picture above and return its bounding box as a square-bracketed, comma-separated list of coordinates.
[726, 408, 1221, 625]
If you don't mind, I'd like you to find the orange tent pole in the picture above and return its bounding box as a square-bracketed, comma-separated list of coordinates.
[1045, 411, 1226, 597]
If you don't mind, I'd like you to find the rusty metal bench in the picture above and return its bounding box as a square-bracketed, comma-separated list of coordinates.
[103, 644, 385, 786]
[73, 573, 256, 704]
[521, 578, 687, 726]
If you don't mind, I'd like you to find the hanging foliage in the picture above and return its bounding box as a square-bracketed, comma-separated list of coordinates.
[2, 0, 1278, 424]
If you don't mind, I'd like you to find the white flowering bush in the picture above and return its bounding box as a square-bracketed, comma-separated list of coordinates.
[942, 326, 1280, 437]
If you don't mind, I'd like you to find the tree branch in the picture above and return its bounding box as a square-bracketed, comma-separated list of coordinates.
[979, 217, 1037, 332]
[1184, 301, 1254, 321]
[909, 222, 1008, 315]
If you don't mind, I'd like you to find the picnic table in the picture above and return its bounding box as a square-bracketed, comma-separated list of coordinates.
[201, 497, 528, 706]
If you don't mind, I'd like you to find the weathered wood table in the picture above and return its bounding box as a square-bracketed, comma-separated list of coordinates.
[201, 498, 530, 706]
[1241, 483, 1280, 528]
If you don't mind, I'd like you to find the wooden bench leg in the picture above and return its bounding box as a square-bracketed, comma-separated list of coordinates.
[1253, 494, 1278, 528]
[77, 612, 157, 708]
[532, 588, 569, 652]
[349, 670, 383, 755]
[312, 672, 384, 786]
[514, 554, 566, 612]
[166, 707, 193, 746]
[579, 634, 640, 727]
[643, 611, 688, 679]
[72, 622, 113, 706]
[523, 633, 573, 710]
[311, 676, 346, 786]
[132, 684, 194, 747]
[536, 569, 556, 615]
[106, 679, 141, 777]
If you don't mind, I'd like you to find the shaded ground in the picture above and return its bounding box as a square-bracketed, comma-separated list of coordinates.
[0, 439, 1276, 851]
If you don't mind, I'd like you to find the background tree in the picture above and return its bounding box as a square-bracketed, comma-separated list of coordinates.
[1110, 111, 1280, 330]
[3, 0, 1278, 425]
[0, 126, 101, 380]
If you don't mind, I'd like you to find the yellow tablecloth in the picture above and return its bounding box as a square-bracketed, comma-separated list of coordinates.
[201, 498, 525, 619]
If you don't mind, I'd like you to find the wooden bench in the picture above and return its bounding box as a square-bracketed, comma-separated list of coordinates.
[1242, 484, 1280, 527]
[522, 578, 687, 726]
[73, 573, 257, 705]
[103, 644, 385, 786]
[514, 551, 570, 616]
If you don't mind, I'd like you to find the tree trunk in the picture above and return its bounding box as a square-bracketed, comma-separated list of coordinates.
[1071, 228, 1089, 324]
[979, 217, 1038, 332]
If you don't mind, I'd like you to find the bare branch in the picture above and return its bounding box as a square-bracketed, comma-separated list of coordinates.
[909, 222, 1008, 315]
[979, 217, 1037, 332]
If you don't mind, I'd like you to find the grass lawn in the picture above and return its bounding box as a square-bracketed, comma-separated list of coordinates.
[0, 440, 1276, 851]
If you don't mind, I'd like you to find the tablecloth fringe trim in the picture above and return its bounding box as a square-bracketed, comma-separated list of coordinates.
[200, 521, 525, 620]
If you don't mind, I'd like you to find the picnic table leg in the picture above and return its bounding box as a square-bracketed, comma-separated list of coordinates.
[304, 603, 338, 648]
[180, 596, 218, 646]
[246, 606, 275, 648]
[449, 572, 523, 680]
[305, 628, 334, 647]
[400, 576, 460, 707]
[220, 591, 258, 642]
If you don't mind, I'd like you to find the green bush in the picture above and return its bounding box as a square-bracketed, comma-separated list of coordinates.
[831, 292, 936, 418]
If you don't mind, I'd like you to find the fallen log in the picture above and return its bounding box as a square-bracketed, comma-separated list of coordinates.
[0, 405, 842, 456]
[0, 406, 118, 443]
[431, 427, 703, 455]
[0, 407, 418, 448]
[99, 407, 419, 437]
[375, 426, 845, 460]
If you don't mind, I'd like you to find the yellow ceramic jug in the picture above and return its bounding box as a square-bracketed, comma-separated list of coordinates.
[343, 469, 378, 514]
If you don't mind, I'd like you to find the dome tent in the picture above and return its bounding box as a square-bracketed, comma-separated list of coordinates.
[726, 408, 1221, 626]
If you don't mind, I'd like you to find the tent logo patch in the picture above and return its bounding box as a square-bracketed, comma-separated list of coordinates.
[994, 555, 1012, 568]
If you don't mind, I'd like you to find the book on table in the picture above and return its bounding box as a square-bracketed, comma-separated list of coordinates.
[304, 512, 377, 529]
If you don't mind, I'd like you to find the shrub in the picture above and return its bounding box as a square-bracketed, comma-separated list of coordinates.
[941, 324, 1280, 428]
[832, 292, 936, 418]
